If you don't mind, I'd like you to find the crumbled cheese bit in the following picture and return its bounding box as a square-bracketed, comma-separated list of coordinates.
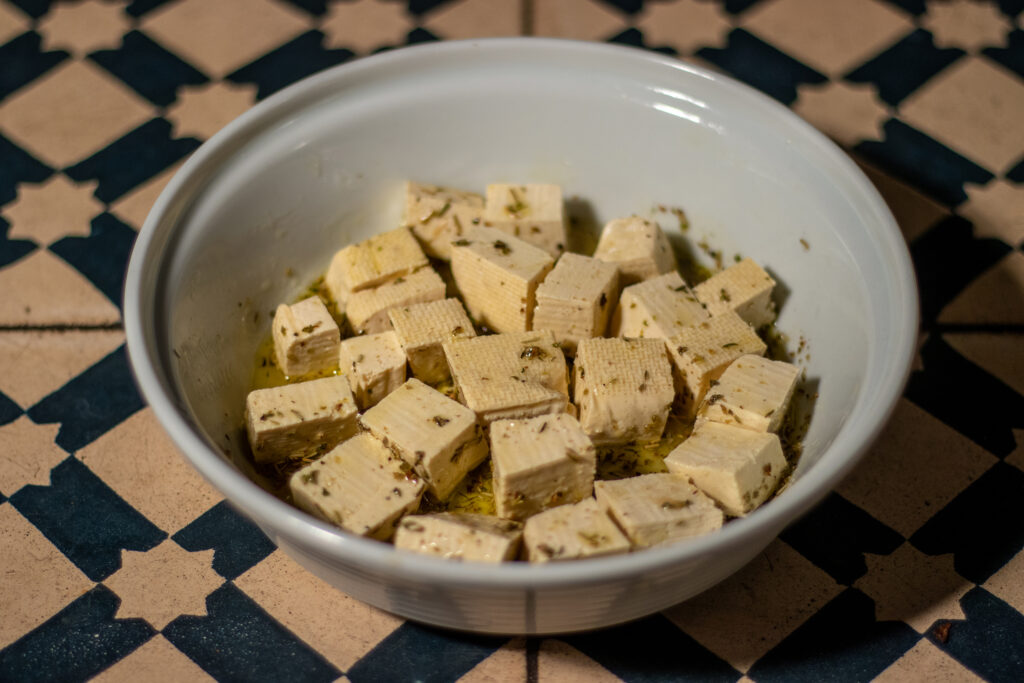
[695, 354, 800, 433]
[338, 330, 407, 410]
[594, 473, 723, 547]
[394, 512, 522, 562]
[483, 183, 567, 257]
[271, 296, 341, 377]
[592, 216, 677, 285]
[403, 181, 484, 260]
[324, 226, 428, 306]
[345, 266, 447, 335]
[693, 258, 776, 329]
[533, 252, 619, 355]
[523, 498, 630, 562]
[612, 271, 710, 339]
[388, 298, 476, 384]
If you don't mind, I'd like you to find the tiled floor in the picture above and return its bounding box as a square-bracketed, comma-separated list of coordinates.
[0, 0, 1022, 680]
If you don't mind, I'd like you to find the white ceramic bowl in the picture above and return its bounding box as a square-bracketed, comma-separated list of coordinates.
[124, 38, 917, 634]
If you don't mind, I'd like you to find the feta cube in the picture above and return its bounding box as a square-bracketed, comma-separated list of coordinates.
[394, 513, 522, 562]
[696, 355, 800, 433]
[345, 266, 447, 335]
[289, 433, 424, 540]
[612, 271, 710, 339]
[450, 225, 554, 333]
[665, 310, 768, 418]
[483, 183, 567, 257]
[693, 258, 776, 329]
[573, 337, 674, 445]
[491, 414, 596, 521]
[245, 375, 358, 463]
[403, 181, 484, 260]
[664, 421, 786, 516]
[594, 473, 723, 547]
[271, 296, 341, 377]
[359, 378, 487, 501]
[593, 216, 677, 285]
[522, 498, 630, 562]
[338, 330, 407, 410]
[324, 227, 429, 306]
[388, 298, 476, 384]
[443, 331, 569, 424]
[532, 253, 619, 354]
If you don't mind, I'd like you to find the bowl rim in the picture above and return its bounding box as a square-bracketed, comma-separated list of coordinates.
[124, 37, 918, 588]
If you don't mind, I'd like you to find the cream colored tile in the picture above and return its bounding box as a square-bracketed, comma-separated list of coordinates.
[538, 640, 622, 682]
[0, 417, 65, 495]
[165, 81, 257, 140]
[2, 176, 102, 246]
[740, 0, 914, 76]
[939, 251, 1024, 325]
[636, 0, 731, 54]
[961, 180, 1024, 247]
[875, 639, 984, 682]
[792, 81, 888, 146]
[534, 0, 626, 41]
[983, 545, 1024, 614]
[38, 0, 131, 55]
[838, 398, 998, 537]
[0, 505, 93, 648]
[0, 250, 121, 326]
[944, 333, 1024, 396]
[77, 408, 221, 533]
[141, 0, 310, 78]
[423, 0, 521, 39]
[857, 160, 950, 244]
[321, 0, 412, 52]
[664, 539, 842, 672]
[922, 0, 1012, 52]
[0, 1, 29, 45]
[109, 160, 183, 229]
[91, 635, 215, 683]
[235, 550, 402, 671]
[899, 57, 1024, 174]
[457, 638, 527, 682]
[0, 61, 153, 168]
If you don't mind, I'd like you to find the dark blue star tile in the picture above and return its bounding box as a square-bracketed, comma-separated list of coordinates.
[928, 587, 1024, 682]
[404, 26, 440, 46]
[125, 0, 174, 17]
[64, 118, 199, 203]
[6, 0, 55, 19]
[697, 29, 827, 105]
[0, 585, 155, 682]
[164, 583, 340, 682]
[172, 501, 275, 579]
[348, 621, 507, 683]
[9, 457, 166, 581]
[845, 29, 963, 106]
[879, 0, 926, 14]
[0, 130, 53, 206]
[598, 0, 643, 14]
[905, 335, 1024, 459]
[0, 215, 37, 268]
[0, 387, 22, 428]
[407, 0, 454, 15]
[49, 213, 137, 309]
[720, 0, 767, 14]
[911, 462, 1024, 584]
[780, 493, 904, 585]
[280, 0, 330, 15]
[0, 31, 69, 103]
[748, 588, 920, 682]
[985, 30, 1024, 80]
[227, 30, 354, 100]
[27, 345, 145, 453]
[855, 119, 994, 206]
[1007, 157, 1024, 183]
[996, 0, 1024, 17]
[608, 27, 677, 56]
[90, 30, 208, 107]
[562, 614, 740, 682]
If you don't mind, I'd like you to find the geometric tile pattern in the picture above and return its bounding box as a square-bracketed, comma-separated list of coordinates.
[1, 0, 1022, 680]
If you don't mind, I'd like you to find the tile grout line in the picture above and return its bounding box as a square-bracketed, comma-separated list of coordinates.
[526, 638, 539, 682]
[521, 0, 534, 37]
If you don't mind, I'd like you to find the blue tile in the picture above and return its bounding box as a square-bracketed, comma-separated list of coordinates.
[697, 29, 827, 105]
[407, 0, 454, 15]
[9, 457, 165, 581]
[563, 614, 740, 682]
[164, 583, 340, 682]
[279, 0, 330, 15]
[996, 0, 1024, 17]
[28, 345, 146, 453]
[0, 215, 37, 268]
[879, 0, 926, 13]
[0, 131, 53, 207]
[227, 30, 354, 100]
[845, 29, 963, 106]
[928, 587, 1024, 683]
[172, 501, 275, 579]
[405, 26, 440, 45]
[911, 462, 1024, 584]
[64, 118, 199, 203]
[90, 31, 208, 107]
[49, 213, 137, 308]
[855, 119, 994, 206]
[748, 588, 920, 682]
[1007, 157, 1024, 183]
[0, 388, 21, 428]
[6, 0, 56, 20]
[348, 621, 506, 683]
[124, 0, 174, 17]
[984, 29, 1024, 80]
[0, 585, 155, 683]
[0, 31, 69, 103]
[720, 0, 767, 13]
[598, 0, 643, 14]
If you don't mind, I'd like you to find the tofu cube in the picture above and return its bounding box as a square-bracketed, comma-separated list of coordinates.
[483, 183, 567, 257]
[665, 310, 768, 418]
[443, 331, 569, 424]
[450, 226, 554, 333]
[338, 330, 407, 410]
[665, 421, 787, 516]
[271, 296, 341, 377]
[532, 253, 619, 354]
[593, 216, 677, 285]
[324, 227, 429, 306]
[289, 433, 424, 540]
[388, 298, 476, 384]
[594, 473, 723, 548]
[359, 378, 487, 501]
[491, 414, 596, 521]
[345, 266, 447, 335]
[696, 355, 800, 433]
[523, 498, 630, 562]
[394, 513, 522, 562]
[245, 375, 358, 463]
[403, 181, 484, 260]
[693, 258, 776, 329]
[612, 271, 710, 339]
[573, 337, 674, 445]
